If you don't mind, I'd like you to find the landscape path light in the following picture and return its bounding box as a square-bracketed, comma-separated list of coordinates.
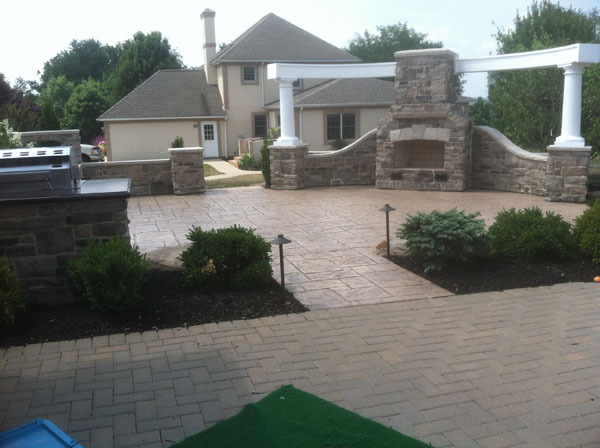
[270, 234, 292, 298]
[379, 204, 396, 258]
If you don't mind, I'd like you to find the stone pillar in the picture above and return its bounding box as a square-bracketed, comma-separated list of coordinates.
[555, 63, 586, 147]
[168, 147, 205, 195]
[545, 145, 591, 203]
[274, 79, 303, 146]
[269, 145, 308, 190]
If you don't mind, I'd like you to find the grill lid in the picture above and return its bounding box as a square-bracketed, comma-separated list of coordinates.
[0, 147, 72, 159]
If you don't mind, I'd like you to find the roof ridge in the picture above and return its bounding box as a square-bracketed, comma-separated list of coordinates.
[98, 70, 165, 120]
[211, 13, 274, 64]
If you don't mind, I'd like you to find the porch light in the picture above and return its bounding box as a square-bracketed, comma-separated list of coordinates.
[270, 234, 292, 298]
[379, 204, 396, 258]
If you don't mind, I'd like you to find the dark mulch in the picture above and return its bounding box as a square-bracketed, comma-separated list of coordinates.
[390, 255, 600, 295]
[0, 270, 308, 348]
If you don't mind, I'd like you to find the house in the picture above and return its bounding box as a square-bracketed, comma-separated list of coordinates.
[98, 10, 396, 161]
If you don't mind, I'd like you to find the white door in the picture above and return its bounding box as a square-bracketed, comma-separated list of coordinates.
[201, 121, 219, 158]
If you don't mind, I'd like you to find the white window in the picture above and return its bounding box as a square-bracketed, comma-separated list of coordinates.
[327, 113, 356, 140]
[292, 79, 302, 89]
[242, 66, 257, 83]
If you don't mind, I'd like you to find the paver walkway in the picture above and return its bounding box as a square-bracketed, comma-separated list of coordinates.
[1, 283, 598, 447]
[128, 186, 586, 309]
[203, 160, 261, 180]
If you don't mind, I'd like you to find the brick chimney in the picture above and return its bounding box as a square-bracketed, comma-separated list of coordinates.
[201, 9, 217, 84]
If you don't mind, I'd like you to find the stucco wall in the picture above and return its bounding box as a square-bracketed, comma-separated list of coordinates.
[108, 120, 201, 161]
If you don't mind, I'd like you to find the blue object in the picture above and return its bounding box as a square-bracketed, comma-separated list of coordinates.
[0, 419, 83, 448]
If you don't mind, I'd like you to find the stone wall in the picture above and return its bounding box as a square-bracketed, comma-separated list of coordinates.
[470, 127, 591, 203]
[82, 147, 206, 196]
[471, 126, 548, 196]
[303, 129, 377, 187]
[0, 197, 129, 305]
[269, 130, 378, 189]
[546, 146, 591, 203]
[82, 160, 172, 195]
[169, 147, 206, 194]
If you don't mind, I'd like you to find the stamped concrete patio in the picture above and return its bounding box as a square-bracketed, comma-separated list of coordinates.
[1, 187, 598, 447]
[129, 186, 586, 309]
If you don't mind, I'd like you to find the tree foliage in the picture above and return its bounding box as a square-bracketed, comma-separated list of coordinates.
[40, 39, 120, 87]
[346, 23, 442, 63]
[108, 31, 182, 101]
[38, 96, 60, 130]
[62, 78, 110, 142]
[40, 75, 75, 123]
[469, 97, 493, 126]
[0, 74, 40, 131]
[488, 1, 600, 153]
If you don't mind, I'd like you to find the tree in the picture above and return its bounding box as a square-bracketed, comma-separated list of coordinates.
[38, 96, 60, 130]
[39, 75, 75, 123]
[346, 23, 464, 95]
[40, 39, 120, 87]
[109, 31, 182, 101]
[346, 23, 442, 63]
[62, 78, 110, 142]
[0, 74, 40, 131]
[469, 97, 493, 126]
[488, 1, 600, 152]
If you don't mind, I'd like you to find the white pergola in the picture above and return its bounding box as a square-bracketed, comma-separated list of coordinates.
[267, 43, 600, 148]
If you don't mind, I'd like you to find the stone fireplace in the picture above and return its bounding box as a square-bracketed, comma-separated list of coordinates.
[376, 49, 472, 191]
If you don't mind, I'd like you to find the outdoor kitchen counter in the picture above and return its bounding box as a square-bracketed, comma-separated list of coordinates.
[0, 178, 131, 204]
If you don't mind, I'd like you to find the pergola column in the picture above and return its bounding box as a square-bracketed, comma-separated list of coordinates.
[555, 63, 586, 147]
[274, 78, 303, 146]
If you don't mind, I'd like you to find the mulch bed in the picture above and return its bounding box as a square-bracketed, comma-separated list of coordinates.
[390, 254, 600, 295]
[0, 270, 308, 348]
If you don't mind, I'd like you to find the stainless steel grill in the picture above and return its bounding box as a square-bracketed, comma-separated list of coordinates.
[0, 146, 80, 194]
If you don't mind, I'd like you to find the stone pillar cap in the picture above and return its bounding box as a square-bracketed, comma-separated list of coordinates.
[394, 48, 458, 58]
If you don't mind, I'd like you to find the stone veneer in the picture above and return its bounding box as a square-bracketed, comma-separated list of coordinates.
[82, 160, 172, 195]
[471, 126, 548, 196]
[168, 147, 206, 195]
[0, 196, 129, 305]
[20, 129, 82, 164]
[270, 131, 378, 189]
[546, 145, 591, 203]
[376, 49, 471, 191]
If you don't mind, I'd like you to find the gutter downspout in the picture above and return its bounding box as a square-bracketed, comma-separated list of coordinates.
[224, 115, 229, 159]
[261, 62, 265, 107]
[299, 107, 303, 141]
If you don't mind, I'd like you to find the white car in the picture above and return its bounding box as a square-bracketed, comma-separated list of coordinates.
[80, 144, 104, 162]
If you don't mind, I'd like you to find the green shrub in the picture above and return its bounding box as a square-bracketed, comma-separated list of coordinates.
[488, 207, 577, 261]
[171, 136, 184, 148]
[260, 138, 271, 188]
[0, 258, 25, 326]
[574, 200, 600, 263]
[180, 225, 272, 290]
[68, 236, 149, 312]
[329, 139, 347, 150]
[238, 153, 257, 170]
[397, 208, 488, 273]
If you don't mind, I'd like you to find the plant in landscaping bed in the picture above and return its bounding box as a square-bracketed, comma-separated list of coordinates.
[260, 138, 271, 188]
[238, 153, 257, 170]
[488, 207, 577, 261]
[397, 208, 488, 273]
[68, 236, 149, 312]
[329, 138, 347, 150]
[574, 200, 600, 263]
[180, 225, 272, 290]
[171, 136, 184, 148]
[0, 258, 25, 326]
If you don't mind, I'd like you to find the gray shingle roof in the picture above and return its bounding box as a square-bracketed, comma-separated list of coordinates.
[212, 13, 359, 64]
[266, 78, 396, 108]
[98, 70, 224, 121]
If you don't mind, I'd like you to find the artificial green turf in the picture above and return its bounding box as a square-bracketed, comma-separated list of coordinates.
[173, 385, 432, 448]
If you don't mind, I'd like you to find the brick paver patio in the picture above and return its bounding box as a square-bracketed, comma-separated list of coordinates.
[1, 187, 598, 447]
[1, 283, 598, 447]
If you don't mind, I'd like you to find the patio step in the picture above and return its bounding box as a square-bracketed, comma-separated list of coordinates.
[229, 156, 241, 168]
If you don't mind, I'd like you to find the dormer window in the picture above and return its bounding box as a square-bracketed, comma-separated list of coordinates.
[242, 66, 257, 84]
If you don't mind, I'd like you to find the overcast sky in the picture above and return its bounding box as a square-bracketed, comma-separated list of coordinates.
[2, 0, 598, 98]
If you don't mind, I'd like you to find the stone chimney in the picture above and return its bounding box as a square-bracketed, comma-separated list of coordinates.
[201, 9, 217, 84]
